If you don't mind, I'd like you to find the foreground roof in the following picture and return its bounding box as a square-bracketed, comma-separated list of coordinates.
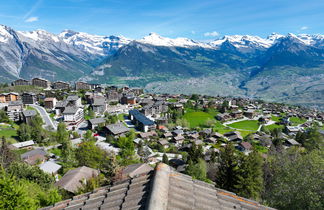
[43, 163, 274, 210]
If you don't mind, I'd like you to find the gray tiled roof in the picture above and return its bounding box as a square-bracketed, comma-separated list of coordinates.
[44, 163, 274, 210]
[106, 123, 130, 135]
[22, 110, 37, 117]
[63, 106, 79, 114]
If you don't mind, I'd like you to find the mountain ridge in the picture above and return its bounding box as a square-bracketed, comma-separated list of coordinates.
[0, 24, 323, 109]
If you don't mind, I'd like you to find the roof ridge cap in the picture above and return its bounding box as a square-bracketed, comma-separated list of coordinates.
[147, 163, 170, 210]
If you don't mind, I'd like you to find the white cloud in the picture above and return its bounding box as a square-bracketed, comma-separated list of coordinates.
[204, 31, 219, 37]
[191, 30, 196, 34]
[25, 16, 38, 22]
[300, 26, 308, 30]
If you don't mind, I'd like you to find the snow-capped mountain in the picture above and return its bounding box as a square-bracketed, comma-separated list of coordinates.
[138, 32, 212, 48]
[59, 30, 131, 56]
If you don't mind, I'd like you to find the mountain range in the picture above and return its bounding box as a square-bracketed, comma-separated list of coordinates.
[0, 24, 323, 109]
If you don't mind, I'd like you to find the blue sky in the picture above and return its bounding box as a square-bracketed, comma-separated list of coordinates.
[0, 0, 323, 40]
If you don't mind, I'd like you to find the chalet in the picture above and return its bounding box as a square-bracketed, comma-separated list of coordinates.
[285, 126, 302, 134]
[106, 90, 121, 102]
[22, 110, 37, 125]
[138, 131, 157, 139]
[75, 81, 90, 90]
[55, 100, 68, 115]
[21, 92, 37, 104]
[63, 106, 84, 125]
[158, 139, 169, 149]
[52, 81, 70, 90]
[216, 113, 231, 121]
[0, 92, 19, 103]
[129, 109, 155, 132]
[44, 97, 57, 109]
[205, 137, 217, 144]
[163, 132, 173, 138]
[244, 109, 255, 119]
[88, 117, 106, 130]
[91, 97, 107, 114]
[66, 95, 82, 107]
[238, 142, 252, 153]
[104, 122, 130, 136]
[6, 100, 23, 121]
[32, 77, 51, 88]
[173, 135, 185, 144]
[231, 110, 243, 119]
[12, 79, 30, 86]
[224, 131, 243, 142]
[55, 166, 99, 194]
[211, 132, 223, 138]
[21, 149, 47, 165]
[120, 94, 136, 105]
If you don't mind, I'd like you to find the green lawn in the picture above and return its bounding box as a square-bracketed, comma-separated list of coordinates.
[271, 115, 281, 122]
[183, 110, 214, 128]
[0, 129, 18, 143]
[227, 120, 260, 131]
[289, 117, 307, 126]
[265, 123, 284, 131]
[167, 98, 178, 102]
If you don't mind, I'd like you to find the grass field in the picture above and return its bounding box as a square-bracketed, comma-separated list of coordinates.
[265, 123, 284, 131]
[271, 115, 281, 122]
[183, 109, 214, 128]
[289, 117, 307, 126]
[227, 120, 260, 131]
[0, 129, 18, 143]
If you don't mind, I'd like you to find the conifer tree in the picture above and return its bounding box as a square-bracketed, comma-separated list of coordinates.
[215, 143, 240, 192]
[235, 150, 264, 200]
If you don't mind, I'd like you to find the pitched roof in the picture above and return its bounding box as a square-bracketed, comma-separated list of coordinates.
[39, 161, 62, 174]
[55, 166, 99, 193]
[66, 95, 79, 101]
[129, 109, 154, 126]
[89, 118, 106, 125]
[11, 140, 35, 148]
[63, 106, 80, 114]
[44, 163, 274, 210]
[21, 148, 47, 159]
[22, 110, 37, 117]
[105, 123, 130, 135]
[92, 97, 106, 106]
[121, 163, 153, 178]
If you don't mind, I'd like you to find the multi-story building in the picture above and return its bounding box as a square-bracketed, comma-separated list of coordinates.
[52, 81, 70, 90]
[63, 106, 84, 125]
[75, 82, 90, 90]
[21, 92, 37, 104]
[12, 79, 30, 86]
[44, 98, 57, 109]
[6, 100, 23, 121]
[0, 92, 19, 103]
[32, 78, 51, 88]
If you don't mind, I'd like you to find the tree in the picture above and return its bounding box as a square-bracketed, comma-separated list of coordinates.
[17, 123, 31, 141]
[0, 137, 17, 169]
[30, 116, 45, 143]
[216, 143, 241, 193]
[235, 151, 264, 200]
[162, 153, 169, 164]
[0, 169, 37, 209]
[0, 110, 9, 123]
[56, 123, 75, 170]
[83, 130, 95, 142]
[263, 149, 324, 210]
[186, 159, 209, 182]
[8, 162, 55, 188]
[75, 141, 118, 178]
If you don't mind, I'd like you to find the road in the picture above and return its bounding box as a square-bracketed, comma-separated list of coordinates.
[29, 104, 57, 130]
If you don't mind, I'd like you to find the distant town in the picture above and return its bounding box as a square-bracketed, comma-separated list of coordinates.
[0, 77, 323, 210]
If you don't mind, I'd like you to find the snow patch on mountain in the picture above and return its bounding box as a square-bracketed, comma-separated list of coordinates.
[138, 32, 212, 48]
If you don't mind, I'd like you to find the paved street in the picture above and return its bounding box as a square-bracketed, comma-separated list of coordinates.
[29, 104, 57, 130]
